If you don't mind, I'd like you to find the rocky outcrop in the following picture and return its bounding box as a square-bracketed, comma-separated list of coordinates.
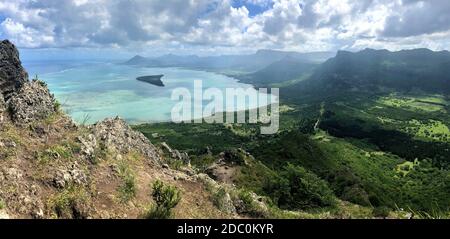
[92, 117, 161, 164]
[161, 142, 190, 165]
[195, 174, 237, 214]
[0, 40, 28, 99]
[0, 40, 56, 125]
[7, 80, 57, 124]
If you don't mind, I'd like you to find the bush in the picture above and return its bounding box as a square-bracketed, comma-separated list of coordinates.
[211, 187, 229, 211]
[146, 180, 181, 219]
[236, 190, 269, 218]
[341, 186, 371, 207]
[372, 206, 390, 218]
[264, 164, 336, 210]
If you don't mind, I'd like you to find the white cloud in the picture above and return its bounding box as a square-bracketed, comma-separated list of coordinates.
[0, 0, 449, 53]
[0, 18, 54, 48]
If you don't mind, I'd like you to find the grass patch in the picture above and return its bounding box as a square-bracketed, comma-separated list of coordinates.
[377, 94, 447, 112]
[116, 161, 137, 203]
[406, 119, 450, 142]
[36, 142, 78, 164]
[47, 185, 89, 219]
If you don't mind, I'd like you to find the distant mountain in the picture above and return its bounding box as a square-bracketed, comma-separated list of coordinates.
[124, 50, 334, 72]
[287, 48, 450, 96]
[125, 55, 147, 65]
[235, 56, 318, 87]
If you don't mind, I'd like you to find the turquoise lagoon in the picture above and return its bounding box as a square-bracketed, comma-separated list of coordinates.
[26, 61, 272, 124]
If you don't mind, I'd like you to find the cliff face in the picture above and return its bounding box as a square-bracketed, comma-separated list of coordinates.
[0, 40, 28, 99]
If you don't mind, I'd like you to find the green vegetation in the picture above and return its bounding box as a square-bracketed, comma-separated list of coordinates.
[36, 142, 79, 164]
[211, 187, 232, 212]
[264, 164, 336, 210]
[146, 180, 181, 219]
[133, 48, 450, 217]
[117, 162, 137, 203]
[377, 94, 447, 112]
[48, 185, 90, 219]
[135, 91, 450, 216]
[372, 206, 390, 218]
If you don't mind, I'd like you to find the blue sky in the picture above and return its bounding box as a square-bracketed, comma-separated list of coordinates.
[1, 0, 450, 60]
[231, 0, 274, 16]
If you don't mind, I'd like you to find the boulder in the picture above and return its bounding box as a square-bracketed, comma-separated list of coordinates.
[0, 40, 28, 99]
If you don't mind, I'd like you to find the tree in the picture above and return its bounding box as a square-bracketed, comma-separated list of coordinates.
[146, 180, 181, 219]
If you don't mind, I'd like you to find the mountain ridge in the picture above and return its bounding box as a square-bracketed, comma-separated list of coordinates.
[283, 47, 450, 99]
[124, 49, 335, 72]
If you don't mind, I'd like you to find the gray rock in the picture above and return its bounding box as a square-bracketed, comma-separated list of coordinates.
[54, 164, 88, 189]
[0, 210, 10, 219]
[161, 142, 173, 154]
[161, 142, 190, 165]
[0, 139, 16, 148]
[77, 134, 97, 161]
[92, 117, 161, 164]
[4, 168, 23, 180]
[8, 80, 57, 124]
[195, 174, 237, 214]
[0, 40, 28, 99]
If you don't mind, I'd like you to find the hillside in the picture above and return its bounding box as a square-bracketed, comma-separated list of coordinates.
[234, 56, 318, 87]
[0, 40, 278, 219]
[285, 48, 450, 99]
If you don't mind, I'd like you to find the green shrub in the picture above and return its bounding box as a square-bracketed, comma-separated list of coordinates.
[190, 154, 216, 172]
[211, 187, 229, 211]
[236, 190, 268, 217]
[372, 206, 390, 218]
[264, 164, 336, 210]
[117, 163, 136, 202]
[341, 186, 371, 207]
[146, 180, 181, 219]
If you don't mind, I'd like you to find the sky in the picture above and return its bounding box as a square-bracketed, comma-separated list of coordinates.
[1, 0, 450, 60]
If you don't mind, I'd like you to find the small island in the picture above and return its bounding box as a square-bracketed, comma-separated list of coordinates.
[137, 75, 165, 87]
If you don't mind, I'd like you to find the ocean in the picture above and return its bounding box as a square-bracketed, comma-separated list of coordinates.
[22, 60, 273, 124]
